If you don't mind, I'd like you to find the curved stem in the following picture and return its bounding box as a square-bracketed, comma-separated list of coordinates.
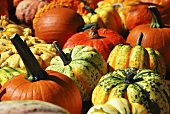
[112, 3, 124, 11]
[53, 41, 71, 66]
[136, 32, 143, 45]
[148, 6, 164, 28]
[89, 23, 99, 39]
[83, 5, 96, 15]
[10, 33, 48, 82]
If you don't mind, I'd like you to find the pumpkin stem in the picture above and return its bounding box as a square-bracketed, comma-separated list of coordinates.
[53, 41, 71, 66]
[112, 3, 124, 11]
[10, 33, 48, 82]
[83, 5, 97, 15]
[124, 68, 137, 84]
[148, 6, 164, 28]
[136, 32, 143, 45]
[89, 24, 99, 39]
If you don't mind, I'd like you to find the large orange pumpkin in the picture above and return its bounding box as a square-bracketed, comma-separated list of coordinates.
[126, 6, 170, 73]
[33, 2, 85, 47]
[0, 33, 82, 114]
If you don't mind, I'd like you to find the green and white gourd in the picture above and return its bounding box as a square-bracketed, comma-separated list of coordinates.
[46, 42, 107, 102]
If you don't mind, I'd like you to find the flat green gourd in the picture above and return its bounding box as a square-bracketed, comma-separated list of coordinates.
[92, 67, 170, 114]
[46, 42, 107, 102]
[0, 66, 26, 85]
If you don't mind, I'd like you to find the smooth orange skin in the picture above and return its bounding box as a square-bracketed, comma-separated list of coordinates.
[63, 28, 126, 61]
[0, 70, 82, 114]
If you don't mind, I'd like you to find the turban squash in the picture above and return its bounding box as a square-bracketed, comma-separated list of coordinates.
[107, 32, 166, 79]
[33, 2, 84, 47]
[126, 6, 170, 73]
[46, 42, 107, 102]
[92, 67, 170, 114]
[63, 24, 126, 61]
[0, 35, 56, 69]
[0, 34, 82, 114]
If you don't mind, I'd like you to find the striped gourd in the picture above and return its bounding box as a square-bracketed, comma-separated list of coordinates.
[46, 43, 108, 102]
[92, 67, 170, 114]
[0, 66, 26, 85]
[107, 33, 166, 79]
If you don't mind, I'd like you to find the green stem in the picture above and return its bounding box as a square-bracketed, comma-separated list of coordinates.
[10, 33, 48, 82]
[148, 6, 164, 28]
[53, 41, 71, 66]
[136, 32, 143, 45]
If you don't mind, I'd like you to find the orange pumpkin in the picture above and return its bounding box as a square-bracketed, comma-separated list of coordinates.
[0, 33, 82, 114]
[33, 2, 84, 47]
[126, 6, 170, 73]
[63, 24, 126, 61]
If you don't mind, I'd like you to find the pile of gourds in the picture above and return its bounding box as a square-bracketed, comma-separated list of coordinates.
[0, 0, 170, 114]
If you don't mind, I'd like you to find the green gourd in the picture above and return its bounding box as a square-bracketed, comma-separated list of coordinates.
[46, 42, 108, 102]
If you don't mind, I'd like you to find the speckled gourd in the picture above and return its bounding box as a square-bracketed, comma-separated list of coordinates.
[46, 42, 108, 102]
[92, 67, 170, 114]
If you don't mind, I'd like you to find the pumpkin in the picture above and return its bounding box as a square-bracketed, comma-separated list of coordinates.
[15, 0, 49, 26]
[0, 100, 70, 114]
[0, 15, 32, 39]
[63, 24, 126, 61]
[87, 97, 131, 114]
[0, 33, 82, 114]
[108, 32, 166, 79]
[0, 35, 56, 69]
[82, 4, 122, 33]
[33, 2, 85, 47]
[0, 0, 9, 17]
[0, 66, 26, 86]
[46, 41, 107, 102]
[92, 67, 170, 113]
[126, 6, 170, 73]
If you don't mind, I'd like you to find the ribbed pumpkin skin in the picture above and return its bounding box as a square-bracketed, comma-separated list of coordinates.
[33, 2, 84, 47]
[63, 28, 126, 61]
[92, 68, 170, 114]
[0, 66, 26, 86]
[107, 44, 166, 79]
[46, 45, 107, 102]
[0, 70, 82, 114]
